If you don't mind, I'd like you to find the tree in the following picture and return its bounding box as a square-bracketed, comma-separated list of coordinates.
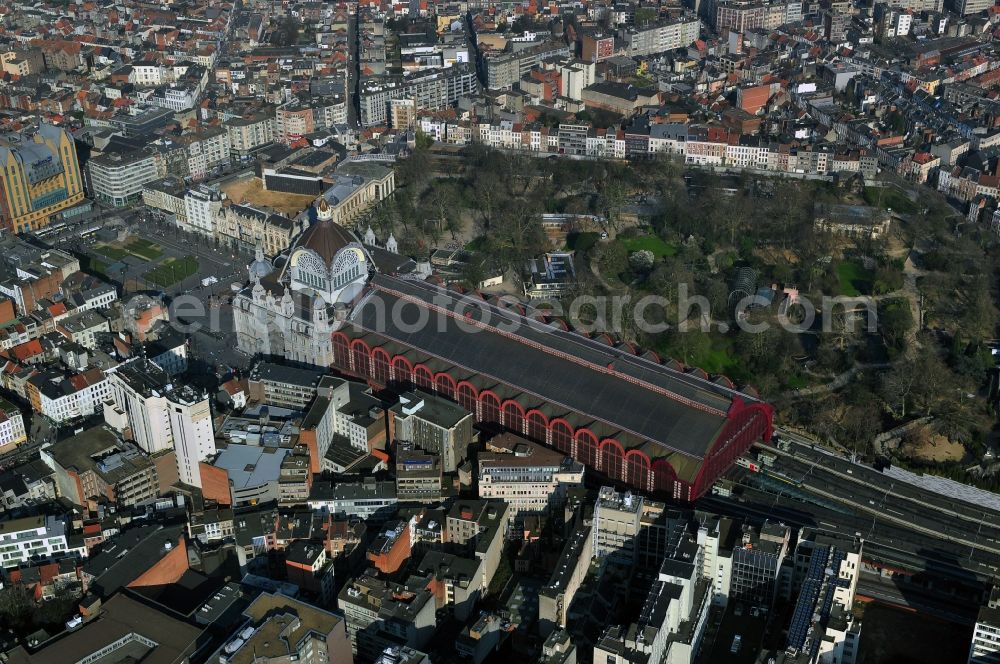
[414, 129, 434, 151]
[842, 401, 881, 458]
[598, 178, 628, 233]
[879, 359, 918, 419]
[910, 352, 953, 416]
[960, 277, 996, 343]
[629, 250, 655, 274]
[595, 242, 628, 281]
[878, 298, 913, 352]
[634, 7, 657, 27]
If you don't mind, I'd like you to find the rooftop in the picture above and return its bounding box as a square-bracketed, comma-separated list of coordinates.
[224, 592, 345, 664]
[213, 444, 290, 490]
[351, 274, 755, 475]
[5, 593, 204, 664]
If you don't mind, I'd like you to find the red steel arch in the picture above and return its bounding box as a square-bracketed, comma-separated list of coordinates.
[575, 428, 599, 468]
[526, 409, 548, 444]
[652, 458, 679, 495]
[479, 389, 501, 424]
[599, 438, 626, 483]
[435, 372, 457, 400]
[371, 347, 391, 385]
[502, 400, 526, 435]
[551, 418, 573, 456]
[332, 332, 350, 369]
[625, 450, 652, 492]
[691, 398, 774, 499]
[456, 381, 478, 414]
[351, 339, 371, 378]
[391, 355, 413, 383]
[413, 363, 434, 391]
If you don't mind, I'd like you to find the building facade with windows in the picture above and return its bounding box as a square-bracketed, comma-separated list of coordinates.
[0, 124, 86, 232]
[0, 515, 72, 568]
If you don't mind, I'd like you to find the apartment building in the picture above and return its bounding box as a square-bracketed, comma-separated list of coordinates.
[217, 204, 300, 258]
[216, 592, 352, 664]
[300, 375, 386, 474]
[248, 362, 326, 409]
[593, 537, 711, 664]
[57, 310, 110, 350]
[621, 16, 701, 57]
[108, 358, 215, 488]
[308, 478, 398, 521]
[27, 367, 110, 424]
[415, 550, 484, 621]
[184, 184, 224, 237]
[0, 515, 72, 568]
[730, 520, 790, 607]
[42, 426, 158, 507]
[482, 43, 571, 91]
[446, 500, 510, 590]
[141, 176, 188, 224]
[286, 540, 336, 603]
[970, 587, 1000, 664]
[786, 531, 863, 664]
[225, 112, 276, 163]
[592, 486, 682, 571]
[539, 522, 593, 636]
[338, 574, 436, 661]
[0, 397, 27, 452]
[359, 65, 478, 126]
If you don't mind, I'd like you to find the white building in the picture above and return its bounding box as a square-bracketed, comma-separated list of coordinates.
[477, 435, 583, 524]
[0, 515, 76, 568]
[31, 369, 111, 424]
[307, 479, 398, 520]
[233, 196, 373, 366]
[87, 150, 160, 208]
[184, 185, 224, 237]
[108, 358, 215, 488]
[969, 588, 1000, 664]
[0, 398, 26, 451]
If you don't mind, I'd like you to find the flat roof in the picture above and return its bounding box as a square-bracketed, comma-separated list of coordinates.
[213, 444, 290, 489]
[228, 593, 344, 664]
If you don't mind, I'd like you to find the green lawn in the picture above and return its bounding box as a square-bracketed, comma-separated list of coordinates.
[621, 235, 677, 258]
[785, 374, 809, 390]
[836, 260, 873, 297]
[144, 256, 199, 288]
[94, 244, 130, 261]
[863, 186, 918, 214]
[125, 238, 164, 260]
[665, 335, 744, 378]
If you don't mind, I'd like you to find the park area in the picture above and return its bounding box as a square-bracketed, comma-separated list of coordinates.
[144, 256, 200, 288]
[836, 260, 873, 297]
[862, 186, 918, 214]
[220, 176, 315, 217]
[621, 233, 677, 258]
[95, 238, 165, 262]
